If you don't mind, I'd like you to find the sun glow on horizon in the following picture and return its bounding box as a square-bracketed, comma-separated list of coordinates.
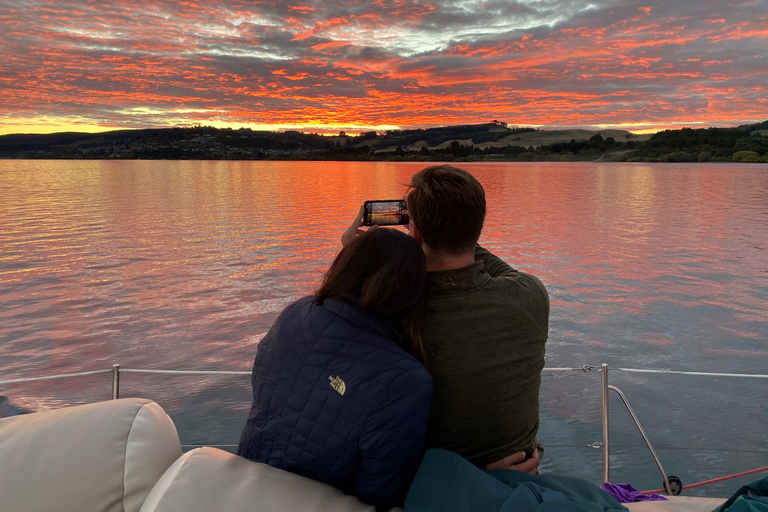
[0, 119, 406, 137]
[2, 118, 765, 138]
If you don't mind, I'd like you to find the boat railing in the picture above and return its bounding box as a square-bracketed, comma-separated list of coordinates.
[2, 363, 767, 495]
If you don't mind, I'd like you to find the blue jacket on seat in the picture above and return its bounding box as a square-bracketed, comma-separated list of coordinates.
[406, 449, 628, 512]
[237, 296, 433, 511]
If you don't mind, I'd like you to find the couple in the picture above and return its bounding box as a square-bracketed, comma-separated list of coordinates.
[237, 165, 550, 510]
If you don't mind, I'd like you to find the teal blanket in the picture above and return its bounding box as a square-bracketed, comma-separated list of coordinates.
[716, 475, 768, 512]
[405, 449, 627, 512]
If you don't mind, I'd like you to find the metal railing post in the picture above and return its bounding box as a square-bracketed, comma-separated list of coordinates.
[601, 363, 610, 483]
[608, 385, 674, 495]
[111, 364, 120, 400]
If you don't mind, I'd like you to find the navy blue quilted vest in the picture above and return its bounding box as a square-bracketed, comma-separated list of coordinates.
[238, 297, 433, 510]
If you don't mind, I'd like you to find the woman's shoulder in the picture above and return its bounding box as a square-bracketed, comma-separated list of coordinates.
[274, 296, 430, 379]
[272, 295, 321, 324]
[284, 295, 317, 311]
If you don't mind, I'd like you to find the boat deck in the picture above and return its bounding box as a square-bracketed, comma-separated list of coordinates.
[626, 496, 726, 511]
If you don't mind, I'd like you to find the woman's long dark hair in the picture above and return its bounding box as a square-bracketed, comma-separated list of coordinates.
[315, 228, 427, 362]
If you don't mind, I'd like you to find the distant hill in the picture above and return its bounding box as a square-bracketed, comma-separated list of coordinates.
[739, 120, 768, 137]
[352, 124, 648, 152]
[630, 126, 768, 162]
[0, 127, 334, 159]
[1, 122, 766, 162]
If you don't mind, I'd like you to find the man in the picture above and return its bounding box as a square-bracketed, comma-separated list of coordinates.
[405, 165, 549, 472]
[342, 165, 549, 473]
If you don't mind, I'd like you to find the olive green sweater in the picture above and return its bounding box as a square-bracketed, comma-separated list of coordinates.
[421, 245, 549, 467]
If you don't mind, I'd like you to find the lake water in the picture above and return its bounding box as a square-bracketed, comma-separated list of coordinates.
[1, 160, 766, 496]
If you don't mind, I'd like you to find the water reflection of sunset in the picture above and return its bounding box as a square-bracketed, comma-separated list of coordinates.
[3, 161, 765, 380]
[2, 161, 768, 489]
[0, 162, 418, 383]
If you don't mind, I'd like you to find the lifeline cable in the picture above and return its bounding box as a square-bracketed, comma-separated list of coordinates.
[640, 466, 768, 494]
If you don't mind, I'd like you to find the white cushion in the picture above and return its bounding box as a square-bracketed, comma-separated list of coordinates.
[0, 398, 181, 512]
[625, 495, 727, 512]
[140, 446, 384, 512]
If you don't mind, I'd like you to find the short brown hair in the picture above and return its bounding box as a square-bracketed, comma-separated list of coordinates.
[315, 228, 427, 361]
[407, 165, 486, 255]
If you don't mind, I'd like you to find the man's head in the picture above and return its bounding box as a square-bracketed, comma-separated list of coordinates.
[406, 165, 486, 256]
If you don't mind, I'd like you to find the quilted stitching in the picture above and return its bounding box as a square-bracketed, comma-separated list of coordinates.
[238, 296, 432, 509]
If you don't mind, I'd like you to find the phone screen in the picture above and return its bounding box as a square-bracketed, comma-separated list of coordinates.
[363, 200, 409, 226]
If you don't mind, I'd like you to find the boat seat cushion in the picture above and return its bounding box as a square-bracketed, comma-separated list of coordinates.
[140, 446, 403, 512]
[625, 496, 727, 512]
[0, 397, 181, 512]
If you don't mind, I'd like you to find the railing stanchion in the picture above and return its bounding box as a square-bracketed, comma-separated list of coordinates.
[601, 363, 610, 483]
[111, 364, 120, 400]
[609, 385, 673, 495]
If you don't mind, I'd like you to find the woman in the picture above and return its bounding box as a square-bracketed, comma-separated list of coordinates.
[237, 225, 433, 511]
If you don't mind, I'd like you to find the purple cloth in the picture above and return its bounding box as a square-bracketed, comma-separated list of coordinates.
[600, 482, 668, 503]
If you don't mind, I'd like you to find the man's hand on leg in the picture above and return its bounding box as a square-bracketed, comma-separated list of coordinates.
[485, 448, 540, 474]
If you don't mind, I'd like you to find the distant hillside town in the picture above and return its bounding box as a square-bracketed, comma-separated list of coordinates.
[2, 121, 767, 162]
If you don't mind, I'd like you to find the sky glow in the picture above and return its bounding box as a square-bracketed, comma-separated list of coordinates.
[1, 0, 767, 135]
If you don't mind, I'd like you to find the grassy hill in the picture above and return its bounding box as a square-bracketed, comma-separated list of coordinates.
[390, 129, 651, 152]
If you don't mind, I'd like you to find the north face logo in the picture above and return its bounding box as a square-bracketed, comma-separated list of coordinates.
[329, 375, 346, 395]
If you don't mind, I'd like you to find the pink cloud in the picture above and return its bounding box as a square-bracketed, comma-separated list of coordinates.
[292, 16, 351, 41]
[0, 0, 766, 134]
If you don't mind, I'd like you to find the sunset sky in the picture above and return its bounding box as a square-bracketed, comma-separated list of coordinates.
[1, 0, 767, 135]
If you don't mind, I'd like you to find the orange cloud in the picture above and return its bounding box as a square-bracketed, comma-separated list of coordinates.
[311, 41, 352, 52]
[292, 16, 351, 41]
[1, 0, 766, 135]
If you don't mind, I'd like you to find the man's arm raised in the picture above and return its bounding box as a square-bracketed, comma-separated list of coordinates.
[474, 245, 518, 278]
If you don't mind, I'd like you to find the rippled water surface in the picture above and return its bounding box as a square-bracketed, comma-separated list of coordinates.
[1, 160, 766, 495]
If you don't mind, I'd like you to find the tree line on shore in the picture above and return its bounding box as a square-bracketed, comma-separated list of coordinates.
[1, 121, 767, 162]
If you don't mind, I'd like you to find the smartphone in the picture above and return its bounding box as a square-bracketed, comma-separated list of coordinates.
[362, 200, 409, 226]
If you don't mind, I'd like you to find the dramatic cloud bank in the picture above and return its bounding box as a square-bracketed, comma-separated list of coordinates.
[1, 0, 766, 134]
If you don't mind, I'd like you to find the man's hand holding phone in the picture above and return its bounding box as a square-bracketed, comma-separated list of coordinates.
[362, 200, 409, 227]
[341, 204, 374, 247]
[342, 201, 410, 247]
